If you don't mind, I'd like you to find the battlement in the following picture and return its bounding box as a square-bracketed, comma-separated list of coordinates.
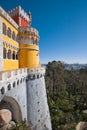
[28, 67, 45, 74]
[0, 6, 18, 29]
[27, 67, 45, 80]
[8, 6, 31, 24]
[19, 26, 39, 45]
[0, 67, 45, 82]
[0, 67, 45, 96]
[0, 68, 28, 98]
[0, 68, 27, 82]
[19, 26, 39, 38]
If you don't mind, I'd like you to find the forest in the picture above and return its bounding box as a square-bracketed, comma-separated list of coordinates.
[45, 61, 87, 130]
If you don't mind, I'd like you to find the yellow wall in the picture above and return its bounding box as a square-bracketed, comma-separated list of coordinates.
[19, 44, 40, 69]
[3, 35, 19, 47]
[2, 17, 19, 71]
[4, 60, 19, 71]
[2, 18, 18, 34]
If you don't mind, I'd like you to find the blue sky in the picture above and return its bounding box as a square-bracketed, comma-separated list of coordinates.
[0, 0, 87, 64]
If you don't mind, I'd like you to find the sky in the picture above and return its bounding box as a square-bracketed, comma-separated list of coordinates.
[0, 0, 87, 64]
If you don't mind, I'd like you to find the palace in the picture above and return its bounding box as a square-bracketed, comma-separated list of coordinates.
[0, 6, 52, 130]
[0, 6, 40, 71]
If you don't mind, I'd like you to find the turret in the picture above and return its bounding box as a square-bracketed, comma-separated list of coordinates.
[18, 26, 40, 69]
[8, 6, 31, 26]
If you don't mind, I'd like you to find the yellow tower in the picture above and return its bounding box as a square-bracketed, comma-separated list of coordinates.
[19, 26, 40, 69]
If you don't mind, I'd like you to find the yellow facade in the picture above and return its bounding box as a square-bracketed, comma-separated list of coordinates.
[1, 9, 40, 71]
[2, 18, 18, 35]
[4, 60, 19, 71]
[2, 18, 19, 71]
[19, 44, 40, 69]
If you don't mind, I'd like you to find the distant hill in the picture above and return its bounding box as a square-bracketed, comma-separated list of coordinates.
[42, 63, 87, 70]
[41, 64, 47, 67]
[65, 63, 87, 70]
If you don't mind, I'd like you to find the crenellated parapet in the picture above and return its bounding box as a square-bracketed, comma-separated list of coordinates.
[0, 67, 45, 94]
[8, 6, 32, 26]
[19, 26, 39, 44]
[0, 68, 27, 95]
[27, 67, 45, 80]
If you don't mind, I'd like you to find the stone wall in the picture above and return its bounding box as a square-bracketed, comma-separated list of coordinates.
[27, 68, 52, 130]
[0, 68, 27, 121]
[0, 68, 52, 130]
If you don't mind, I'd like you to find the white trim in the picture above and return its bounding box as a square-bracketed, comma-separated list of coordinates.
[0, 6, 18, 29]
[8, 6, 31, 23]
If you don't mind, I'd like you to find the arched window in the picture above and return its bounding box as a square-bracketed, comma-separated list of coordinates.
[7, 27, 11, 38]
[17, 80, 19, 85]
[13, 82, 16, 88]
[3, 23, 6, 35]
[1, 87, 5, 94]
[20, 79, 22, 83]
[12, 51, 15, 60]
[16, 52, 18, 60]
[7, 84, 11, 90]
[12, 31, 15, 40]
[7, 49, 11, 59]
[3, 47, 7, 59]
[16, 35, 18, 42]
[34, 39, 37, 45]
[31, 38, 34, 44]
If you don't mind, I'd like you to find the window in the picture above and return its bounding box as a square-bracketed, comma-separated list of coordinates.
[1, 87, 5, 94]
[3, 47, 6, 59]
[3, 23, 6, 35]
[7, 49, 11, 59]
[12, 51, 15, 60]
[34, 39, 37, 45]
[31, 38, 34, 44]
[7, 27, 11, 38]
[13, 82, 16, 88]
[20, 79, 22, 83]
[17, 80, 19, 85]
[8, 84, 11, 90]
[16, 52, 18, 60]
[12, 31, 15, 40]
[16, 35, 18, 42]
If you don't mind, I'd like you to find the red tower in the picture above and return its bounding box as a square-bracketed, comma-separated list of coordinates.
[8, 6, 32, 26]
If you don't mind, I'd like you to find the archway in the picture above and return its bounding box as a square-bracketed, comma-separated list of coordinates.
[0, 96, 22, 122]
